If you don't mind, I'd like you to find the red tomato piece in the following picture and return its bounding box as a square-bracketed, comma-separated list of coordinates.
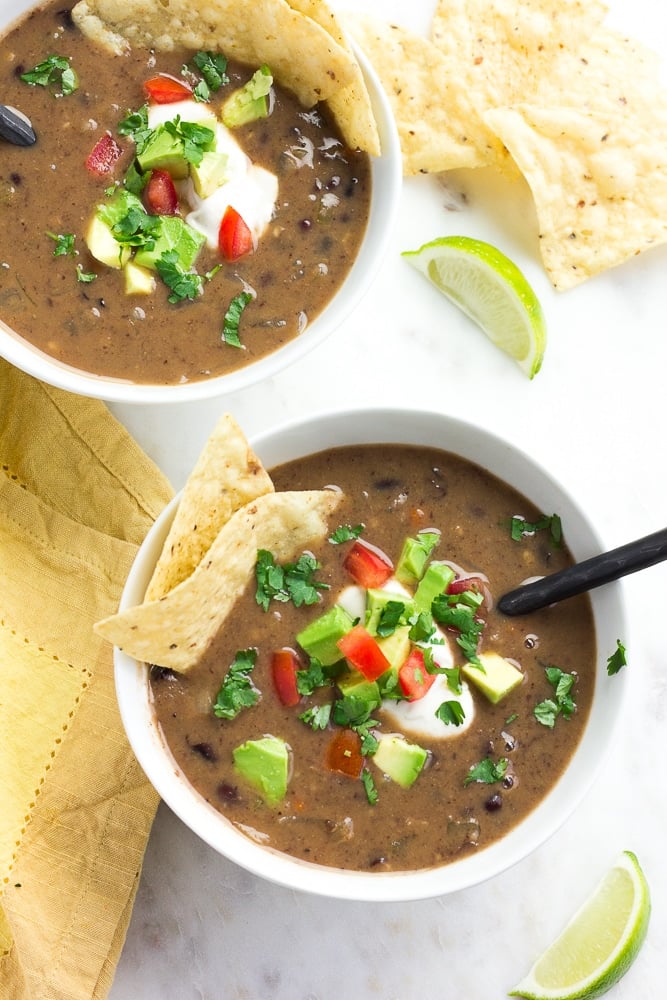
[337, 624, 391, 682]
[398, 648, 436, 702]
[85, 132, 122, 176]
[218, 206, 254, 261]
[271, 649, 301, 707]
[447, 576, 485, 597]
[143, 74, 193, 104]
[325, 728, 363, 778]
[144, 169, 179, 216]
[342, 540, 393, 589]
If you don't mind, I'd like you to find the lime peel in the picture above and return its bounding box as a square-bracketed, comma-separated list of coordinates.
[402, 235, 546, 379]
[509, 850, 650, 1000]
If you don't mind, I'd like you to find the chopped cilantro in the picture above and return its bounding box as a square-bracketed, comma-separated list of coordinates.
[192, 51, 229, 93]
[117, 105, 151, 153]
[162, 117, 215, 166]
[431, 592, 485, 666]
[255, 549, 329, 611]
[112, 207, 160, 250]
[534, 664, 577, 728]
[505, 712, 519, 725]
[332, 693, 374, 729]
[47, 231, 76, 257]
[361, 768, 378, 805]
[298, 703, 331, 731]
[155, 250, 203, 303]
[296, 658, 330, 696]
[222, 290, 252, 346]
[329, 524, 364, 544]
[408, 611, 437, 644]
[442, 666, 463, 693]
[510, 513, 562, 547]
[464, 756, 508, 787]
[607, 639, 627, 675]
[212, 648, 259, 719]
[376, 600, 407, 638]
[435, 700, 466, 726]
[76, 265, 97, 283]
[21, 55, 78, 95]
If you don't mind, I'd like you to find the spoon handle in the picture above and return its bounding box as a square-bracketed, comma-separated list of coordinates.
[0, 104, 36, 146]
[497, 526, 667, 616]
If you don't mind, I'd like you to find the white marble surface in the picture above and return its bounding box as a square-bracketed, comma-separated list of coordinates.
[102, 1, 667, 996]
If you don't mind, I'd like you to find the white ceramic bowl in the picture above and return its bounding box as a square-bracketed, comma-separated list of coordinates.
[0, 0, 401, 403]
[114, 408, 627, 901]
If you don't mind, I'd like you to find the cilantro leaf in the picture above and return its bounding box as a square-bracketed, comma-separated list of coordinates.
[192, 50, 229, 93]
[607, 639, 627, 676]
[332, 694, 374, 729]
[534, 664, 577, 727]
[435, 700, 466, 726]
[296, 658, 330, 696]
[155, 250, 203, 303]
[361, 768, 378, 805]
[510, 513, 562, 547]
[162, 118, 215, 166]
[464, 756, 508, 787]
[117, 105, 152, 153]
[254, 549, 329, 611]
[298, 703, 331, 731]
[213, 648, 259, 719]
[21, 54, 78, 95]
[47, 231, 76, 257]
[376, 600, 407, 638]
[431, 593, 485, 666]
[222, 290, 252, 347]
[408, 611, 437, 644]
[111, 207, 160, 250]
[76, 265, 97, 283]
[329, 524, 364, 544]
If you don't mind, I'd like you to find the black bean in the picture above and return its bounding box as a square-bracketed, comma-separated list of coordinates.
[485, 793, 503, 812]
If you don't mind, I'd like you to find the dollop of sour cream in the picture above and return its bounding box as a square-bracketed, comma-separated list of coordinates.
[147, 100, 278, 249]
[337, 582, 475, 741]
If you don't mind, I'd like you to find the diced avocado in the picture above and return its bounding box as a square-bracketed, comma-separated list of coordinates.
[462, 651, 523, 704]
[377, 625, 411, 671]
[96, 188, 145, 230]
[372, 734, 428, 789]
[413, 561, 456, 613]
[134, 215, 205, 272]
[137, 125, 190, 179]
[232, 735, 289, 806]
[296, 604, 354, 666]
[395, 532, 440, 585]
[85, 214, 131, 269]
[222, 65, 273, 127]
[190, 149, 229, 198]
[365, 588, 411, 635]
[124, 259, 155, 295]
[336, 670, 382, 710]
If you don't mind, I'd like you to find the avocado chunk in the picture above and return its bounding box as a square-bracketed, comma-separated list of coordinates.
[232, 735, 289, 806]
[190, 149, 229, 198]
[85, 214, 130, 269]
[137, 125, 190, 179]
[413, 561, 456, 613]
[395, 532, 440, 585]
[222, 65, 273, 127]
[134, 215, 205, 272]
[296, 605, 354, 666]
[365, 588, 413, 636]
[123, 259, 156, 295]
[377, 625, 411, 671]
[336, 670, 382, 711]
[372, 734, 428, 789]
[462, 651, 523, 704]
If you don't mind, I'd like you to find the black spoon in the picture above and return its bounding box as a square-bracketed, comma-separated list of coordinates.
[498, 526, 667, 616]
[0, 104, 36, 146]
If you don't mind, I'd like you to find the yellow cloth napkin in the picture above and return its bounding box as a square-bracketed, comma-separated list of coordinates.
[0, 360, 174, 999]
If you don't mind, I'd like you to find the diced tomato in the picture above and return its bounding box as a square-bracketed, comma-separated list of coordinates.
[325, 728, 363, 778]
[218, 206, 254, 261]
[144, 169, 179, 216]
[271, 648, 301, 707]
[342, 540, 393, 589]
[143, 74, 193, 104]
[337, 624, 391, 681]
[85, 132, 122, 176]
[398, 648, 436, 702]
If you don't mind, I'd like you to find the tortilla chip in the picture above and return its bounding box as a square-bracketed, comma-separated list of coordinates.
[95, 489, 342, 671]
[341, 13, 498, 174]
[143, 413, 274, 602]
[484, 104, 667, 288]
[287, 0, 380, 156]
[71, 0, 377, 151]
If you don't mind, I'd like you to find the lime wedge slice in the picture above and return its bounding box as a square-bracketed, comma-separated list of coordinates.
[402, 236, 546, 378]
[510, 850, 651, 1000]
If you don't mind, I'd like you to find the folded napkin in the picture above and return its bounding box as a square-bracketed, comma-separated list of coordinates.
[0, 360, 174, 999]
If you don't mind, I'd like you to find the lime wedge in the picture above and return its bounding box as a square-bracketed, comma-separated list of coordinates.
[510, 850, 651, 1000]
[402, 236, 546, 378]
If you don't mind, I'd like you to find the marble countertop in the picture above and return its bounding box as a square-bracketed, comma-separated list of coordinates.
[104, 1, 667, 996]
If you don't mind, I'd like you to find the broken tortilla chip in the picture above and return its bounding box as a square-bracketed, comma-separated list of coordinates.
[94, 489, 342, 672]
[144, 413, 274, 602]
[71, 0, 379, 153]
[484, 103, 667, 288]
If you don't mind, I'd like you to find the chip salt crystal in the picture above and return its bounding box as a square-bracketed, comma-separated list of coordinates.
[147, 99, 278, 249]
